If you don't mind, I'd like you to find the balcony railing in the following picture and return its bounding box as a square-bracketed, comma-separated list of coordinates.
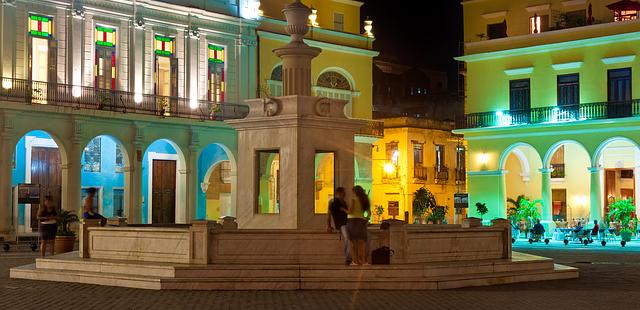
[413, 165, 428, 180]
[457, 100, 640, 129]
[434, 166, 449, 183]
[0, 78, 249, 121]
[357, 120, 384, 138]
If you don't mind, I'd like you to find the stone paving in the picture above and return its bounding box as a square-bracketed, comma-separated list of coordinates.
[1, 241, 640, 310]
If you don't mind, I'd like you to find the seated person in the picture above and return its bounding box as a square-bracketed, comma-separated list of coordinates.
[82, 187, 106, 226]
[590, 220, 600, 240]
[531, 219, 545, 239]
[571, 221, 584, 240]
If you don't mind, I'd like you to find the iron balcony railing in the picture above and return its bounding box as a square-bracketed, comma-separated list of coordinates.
[434, 166, 449, 183]
[0, 77, 249, 121]
[455, 168, 466, 183]
[356, 119, 384, 138]
[457, 100, 640, 129]
[413, 165, 428, 180]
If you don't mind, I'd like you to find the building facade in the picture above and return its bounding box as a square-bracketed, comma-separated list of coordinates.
[0, 0, 261, 239]
[371, 117, 467, 224]
[457, 0, 640, 226]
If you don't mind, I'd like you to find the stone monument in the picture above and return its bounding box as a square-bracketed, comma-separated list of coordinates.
[227, 0, 366, 230]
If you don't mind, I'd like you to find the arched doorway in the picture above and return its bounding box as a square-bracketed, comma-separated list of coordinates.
[142, 139, 186, 224]
[197, 143, 236, 220]
[12, 130, 65, 234]
[594, 138, 640, 219]
[266, 64, 283, 97]
[315, 70, 355, 117]
[500, 143, 543, 218]
[543, 141, 591, 223]
[80, 135, 129, 218]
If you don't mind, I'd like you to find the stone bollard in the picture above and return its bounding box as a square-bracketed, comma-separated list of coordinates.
[79, 219, 102, 259]
[462, 217, 482, 228]
[491, 218, 512, 259]
[189, 221, 216, 264]
[220, 216, 238, 230]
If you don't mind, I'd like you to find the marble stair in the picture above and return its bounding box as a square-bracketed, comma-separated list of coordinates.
[10, 251, 578, 290]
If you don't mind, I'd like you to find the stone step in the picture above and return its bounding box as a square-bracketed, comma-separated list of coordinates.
[10, 264, 162, 290]
[36, 257, 177, 278]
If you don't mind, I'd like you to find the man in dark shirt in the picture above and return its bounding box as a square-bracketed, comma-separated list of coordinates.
[327, 187, 350, 264]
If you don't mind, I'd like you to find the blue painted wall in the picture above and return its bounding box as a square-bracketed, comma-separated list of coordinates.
[141, 140, 177, 224]
[80, 135, 125, 217]
[196, 144, 229, 220]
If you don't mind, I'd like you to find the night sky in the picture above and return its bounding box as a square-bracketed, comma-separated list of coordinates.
[361, 0, 463, 89]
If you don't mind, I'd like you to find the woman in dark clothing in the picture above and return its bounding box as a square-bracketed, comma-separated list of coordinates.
[37, 195, 58, 257]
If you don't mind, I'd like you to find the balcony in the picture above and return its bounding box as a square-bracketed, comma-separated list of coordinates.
[0, 78, 249, 121]
[457, 100, 640, 129]
[356, 120, 384, 138]
[455, 168, 466, 184]
[413, 165, 428, 180]
[434, 166, 449, 183]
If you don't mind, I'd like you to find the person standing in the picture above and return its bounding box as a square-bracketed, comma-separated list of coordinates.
[347, 185, 370, 266]
[327, 187, 351, 265]
[37, 196, 58, 257]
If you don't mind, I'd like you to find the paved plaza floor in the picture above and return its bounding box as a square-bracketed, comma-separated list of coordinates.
[1, 241, 640, 310]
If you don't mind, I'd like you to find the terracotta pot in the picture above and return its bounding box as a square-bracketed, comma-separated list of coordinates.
[54, 236, 76, 254]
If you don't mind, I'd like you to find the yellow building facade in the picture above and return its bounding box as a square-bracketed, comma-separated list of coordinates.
[458, 0, 640, 225]
[372, 118, 467, 224]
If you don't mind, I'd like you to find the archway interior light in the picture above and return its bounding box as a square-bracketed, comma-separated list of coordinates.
[240, 0, 262, 20]
[478, 152, 489, 165]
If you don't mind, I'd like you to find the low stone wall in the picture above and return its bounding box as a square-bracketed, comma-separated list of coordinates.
[79, 219, 511, 265]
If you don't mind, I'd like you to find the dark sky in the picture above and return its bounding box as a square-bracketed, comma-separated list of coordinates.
[361, 0, 463, 87]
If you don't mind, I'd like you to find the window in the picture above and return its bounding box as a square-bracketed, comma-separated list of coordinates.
[115, 144, 124, 173]
[95, 26, 116, 90]
[256, 150, 280, 214]
[314, 152, 335, 214]
[154, 35, 174, 56]
[315, 71, 353, 116]
[565, 10, 586, 28]
[550, 146, 565, 179]
[608, 68, 632, 102]
[386, 142, 399, 164]
[268, 65, 283, 97]
[509, 79, 531, 111]
[557, 74, 579, 106]
[208, 44, 225, 103]
[529, 14, 549, 34]
[113, 189, 124, 217]
[413, 143, 423, 166]
[28, 14, 53, 38]
[487, 20, 507, 39]
[333, 12, 344, 31]
[435, 144, 445, 170]
[83, 138, 101, 172]
[456, 146, 465, 172]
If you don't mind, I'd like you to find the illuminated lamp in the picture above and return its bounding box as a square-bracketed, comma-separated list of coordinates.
[364, 19, 374, 37]
[383, 163, 395, 174]
[134, 93, 143, 104]
[309, 8, 319, 27]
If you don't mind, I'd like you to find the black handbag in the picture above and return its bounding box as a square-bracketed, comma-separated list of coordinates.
[371, 246, 394, 265]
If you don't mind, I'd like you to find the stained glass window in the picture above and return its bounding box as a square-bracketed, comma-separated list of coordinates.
[154, 35, 174, 56]
[208, 44, 225, 103]
[317, 71, 351, 90]
[95, 26, 116, 47]
[29, 14, 53, 38]
[83, 138, 102, 172]
[115, 144, 124, 173]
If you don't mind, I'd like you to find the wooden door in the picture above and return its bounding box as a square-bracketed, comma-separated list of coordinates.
[152, 159, 176, 224]
[604, 169, 617, 216]
[31, 147, 62, 231]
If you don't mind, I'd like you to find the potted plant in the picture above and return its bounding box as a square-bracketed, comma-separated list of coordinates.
[507, 195, 526, 239]
[475, 202, 488, 220]
[609, 198, 635, 242]
[413, 187, 436, 224]
[516, 198, 542, 237]
[429, 206, 448, 224]
[55, 210, 79, 254]
[374, 205, 385, 223]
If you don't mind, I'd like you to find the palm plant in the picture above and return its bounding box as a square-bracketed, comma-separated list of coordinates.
[475, 202, 488, 220]
[609, 198, 635, 240]
[57, 210, 79, 237]
[516, 198, 542, 234]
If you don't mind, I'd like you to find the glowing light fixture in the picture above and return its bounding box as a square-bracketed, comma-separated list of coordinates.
[134, 93, 143, 104]
[309, 8, 319, 27]
[72, 86, 81, 98]
[495, 110, 503, 116]
[478, 153, 489, 165]
[189, 98, 198, 109]
[2, 79, 11, 89]
[364, 19, 374, 37]
[384, 163, 395, 174]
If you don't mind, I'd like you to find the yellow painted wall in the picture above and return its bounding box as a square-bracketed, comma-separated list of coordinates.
[371, 123, 466, 223]
[504, 147, 542, 204]
[258, 37, 373, 119]
[261, 0, 362, 34]
[549, 143, 591, 220]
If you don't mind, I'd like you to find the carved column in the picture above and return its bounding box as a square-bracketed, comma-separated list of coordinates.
[128, 123, 145, 224]
[540, 167, 553, 224]
[186, 128, 200, 222]
[0, 111, 17, 239]
[589, 166, 603, 223]
[63, 118, 83, 213]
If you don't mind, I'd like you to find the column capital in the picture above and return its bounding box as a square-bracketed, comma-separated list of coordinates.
[539, 167, 554, 174]
[588, 166, 602, 173]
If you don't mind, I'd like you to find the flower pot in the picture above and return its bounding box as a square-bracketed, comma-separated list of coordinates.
[54, 236, 76, 254]
[620, 230, 633, 242]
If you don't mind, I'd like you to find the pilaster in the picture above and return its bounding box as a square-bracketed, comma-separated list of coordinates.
[540, 167, 553, 223]
[588, 166, 603, 223]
